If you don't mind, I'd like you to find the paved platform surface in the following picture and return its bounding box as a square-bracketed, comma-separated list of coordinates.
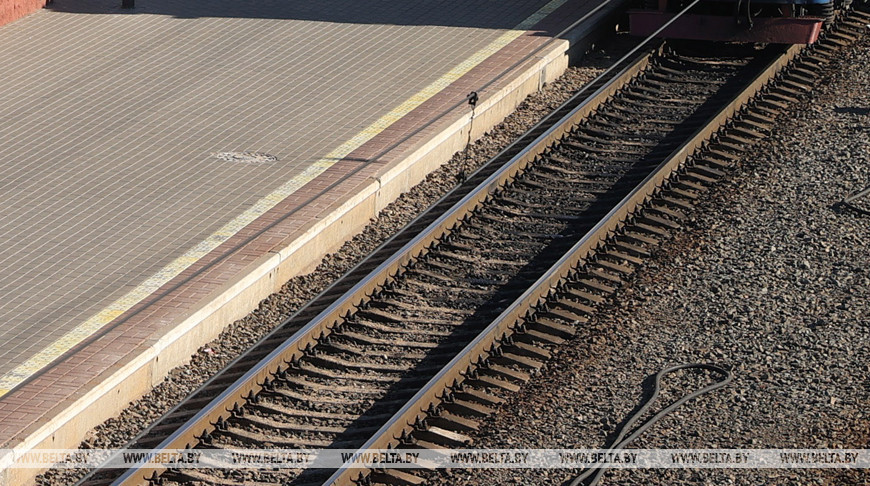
[0, 0, 610, 481]
[0, 0, 558, 384]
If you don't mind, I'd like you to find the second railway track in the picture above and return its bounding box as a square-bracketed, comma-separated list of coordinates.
[77, 9, 870, 486]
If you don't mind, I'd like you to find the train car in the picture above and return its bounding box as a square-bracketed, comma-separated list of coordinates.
[628, 0, 842, 43]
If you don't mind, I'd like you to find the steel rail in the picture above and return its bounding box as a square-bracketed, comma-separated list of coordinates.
[322, 43, 802, 486]
[110, 38, 804, 486]
[109, 37, 805, 485]
[107, 35, 659, 486]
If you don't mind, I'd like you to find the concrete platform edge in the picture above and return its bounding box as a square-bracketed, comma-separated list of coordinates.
[0, 9, 620, 485]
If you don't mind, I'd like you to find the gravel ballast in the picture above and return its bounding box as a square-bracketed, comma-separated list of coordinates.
[428, 31, 870, 486]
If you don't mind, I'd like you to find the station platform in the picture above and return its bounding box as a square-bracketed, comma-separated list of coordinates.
[0, 0, 619, 482]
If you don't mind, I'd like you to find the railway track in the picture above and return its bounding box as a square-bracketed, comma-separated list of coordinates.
[77, 8, 869, 486]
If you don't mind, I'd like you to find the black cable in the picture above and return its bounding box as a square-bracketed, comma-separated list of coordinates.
[844, 185, 870, 204]
[569, 363, 733, 486]
[459, 91, 480, 183]
[746, 0, 754, 28]
[836, 185, 870, 215]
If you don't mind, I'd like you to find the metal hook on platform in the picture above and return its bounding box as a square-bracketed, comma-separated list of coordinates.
[466, 91, 479, 108]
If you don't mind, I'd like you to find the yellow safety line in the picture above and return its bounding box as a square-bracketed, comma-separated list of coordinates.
[0, 0, 570, 397]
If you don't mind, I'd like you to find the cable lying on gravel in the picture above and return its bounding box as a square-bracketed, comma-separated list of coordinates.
[839, 185, 870, 215]
[569, 364, 732, 486]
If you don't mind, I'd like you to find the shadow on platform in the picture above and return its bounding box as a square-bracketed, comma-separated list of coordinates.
[47, 0, 565, 30]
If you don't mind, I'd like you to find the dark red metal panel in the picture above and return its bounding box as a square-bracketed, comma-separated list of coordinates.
[629, 11, 823, 43]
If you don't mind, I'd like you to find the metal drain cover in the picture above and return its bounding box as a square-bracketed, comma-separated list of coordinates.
[214, 152, 278, 164]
